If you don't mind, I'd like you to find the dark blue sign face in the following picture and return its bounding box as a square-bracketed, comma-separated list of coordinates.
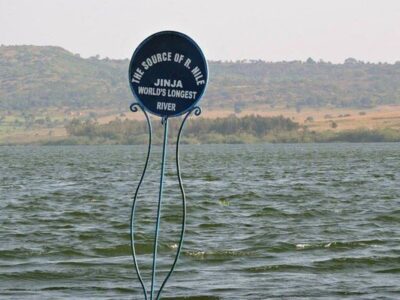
[129, 31, 208, 117]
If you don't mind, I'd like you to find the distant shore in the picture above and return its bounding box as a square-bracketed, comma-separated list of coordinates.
[2, 125, 400, 146]
[1, 105, 400, 145]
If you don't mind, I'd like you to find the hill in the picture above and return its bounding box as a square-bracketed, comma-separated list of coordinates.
[1, 45, 400, 111]
[0, 45, 128, 110]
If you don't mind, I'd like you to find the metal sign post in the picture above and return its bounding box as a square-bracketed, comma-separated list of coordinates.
[128, 31, 208, 300]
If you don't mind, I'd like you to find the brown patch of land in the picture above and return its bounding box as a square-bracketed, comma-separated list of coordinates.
[1, 105, 399, 144]
[200, 105, 400, 132]
[94, 105, 400, 132]
[0, 127, 67, 144]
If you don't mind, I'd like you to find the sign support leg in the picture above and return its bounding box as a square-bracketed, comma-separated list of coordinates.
[130, 105, 202, 300]
[150, 116, 169, 300]
[129, 103, 151, 300]
[155, 106, 202, 299]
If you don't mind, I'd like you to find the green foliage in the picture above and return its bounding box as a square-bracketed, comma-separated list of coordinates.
[206, 59, 400, 109]
[0, 45, 129, 110]
[315, 128, 400, 143]
[2, 45, 400, 111]
[65, 114, 299, 144]
[64, 116, 400, 144]
[264, 128, 400, 143]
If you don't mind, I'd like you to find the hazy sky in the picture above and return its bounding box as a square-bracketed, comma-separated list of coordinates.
[1, 0, 400, 62]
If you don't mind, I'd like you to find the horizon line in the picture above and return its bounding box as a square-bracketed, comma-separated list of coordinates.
[1, 44, 400, 65]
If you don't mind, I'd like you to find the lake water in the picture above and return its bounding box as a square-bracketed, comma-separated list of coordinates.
[1, 144, 399, 299]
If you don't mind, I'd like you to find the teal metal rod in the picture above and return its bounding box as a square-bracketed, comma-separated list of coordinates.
[150, 117, 169, 300]
[155, 106, 201, 299]
[129, 103, 151, 300]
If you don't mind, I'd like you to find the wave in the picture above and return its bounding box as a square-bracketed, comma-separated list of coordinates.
[93, 244, 140, 257]
[373, 210, 400, 223]
[183, 248, 256, 260]
[313, 256, 400, 271]
[294, 239, 386, 251]
[251, 207, 330, 218]
[245, 264, 314, 273]
[244, 256, 400, 273]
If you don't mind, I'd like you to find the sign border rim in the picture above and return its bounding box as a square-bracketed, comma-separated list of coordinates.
[128, 30, 209, 118]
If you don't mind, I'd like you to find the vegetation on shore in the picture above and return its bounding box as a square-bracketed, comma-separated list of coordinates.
[64, 114, 299, 144]
[1, 45, 400, 145]
[59, 115, 400, 145]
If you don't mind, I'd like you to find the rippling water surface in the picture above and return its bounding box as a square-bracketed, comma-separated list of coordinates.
[1, 144, 399, 299]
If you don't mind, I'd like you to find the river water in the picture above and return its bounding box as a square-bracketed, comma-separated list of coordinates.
[1, 144, 399, 299]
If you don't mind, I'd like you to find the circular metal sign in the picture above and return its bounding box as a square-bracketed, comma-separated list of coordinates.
[129, 31, 208, 117]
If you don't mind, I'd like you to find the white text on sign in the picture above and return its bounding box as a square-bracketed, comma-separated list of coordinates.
[131, 52, 206, 87]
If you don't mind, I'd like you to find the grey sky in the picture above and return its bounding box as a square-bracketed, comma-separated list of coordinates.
[1, 0, 400, 62]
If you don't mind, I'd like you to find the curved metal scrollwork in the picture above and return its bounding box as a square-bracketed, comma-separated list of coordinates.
[130, 103, 151, 300]
[130, 105, 202, 300]
[156, 106, 202, 299]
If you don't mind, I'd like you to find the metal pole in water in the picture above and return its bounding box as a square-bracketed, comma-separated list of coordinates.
[128, 31, 208, 299]
[150, 117, 169, 300]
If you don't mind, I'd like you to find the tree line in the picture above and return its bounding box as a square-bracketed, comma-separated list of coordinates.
[65, 114, 299, 144]
[63, 114, 400, 145]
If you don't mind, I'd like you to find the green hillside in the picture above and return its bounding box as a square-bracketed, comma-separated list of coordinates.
[1, 45, 400, 110]
[0, 45, 129, 110]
